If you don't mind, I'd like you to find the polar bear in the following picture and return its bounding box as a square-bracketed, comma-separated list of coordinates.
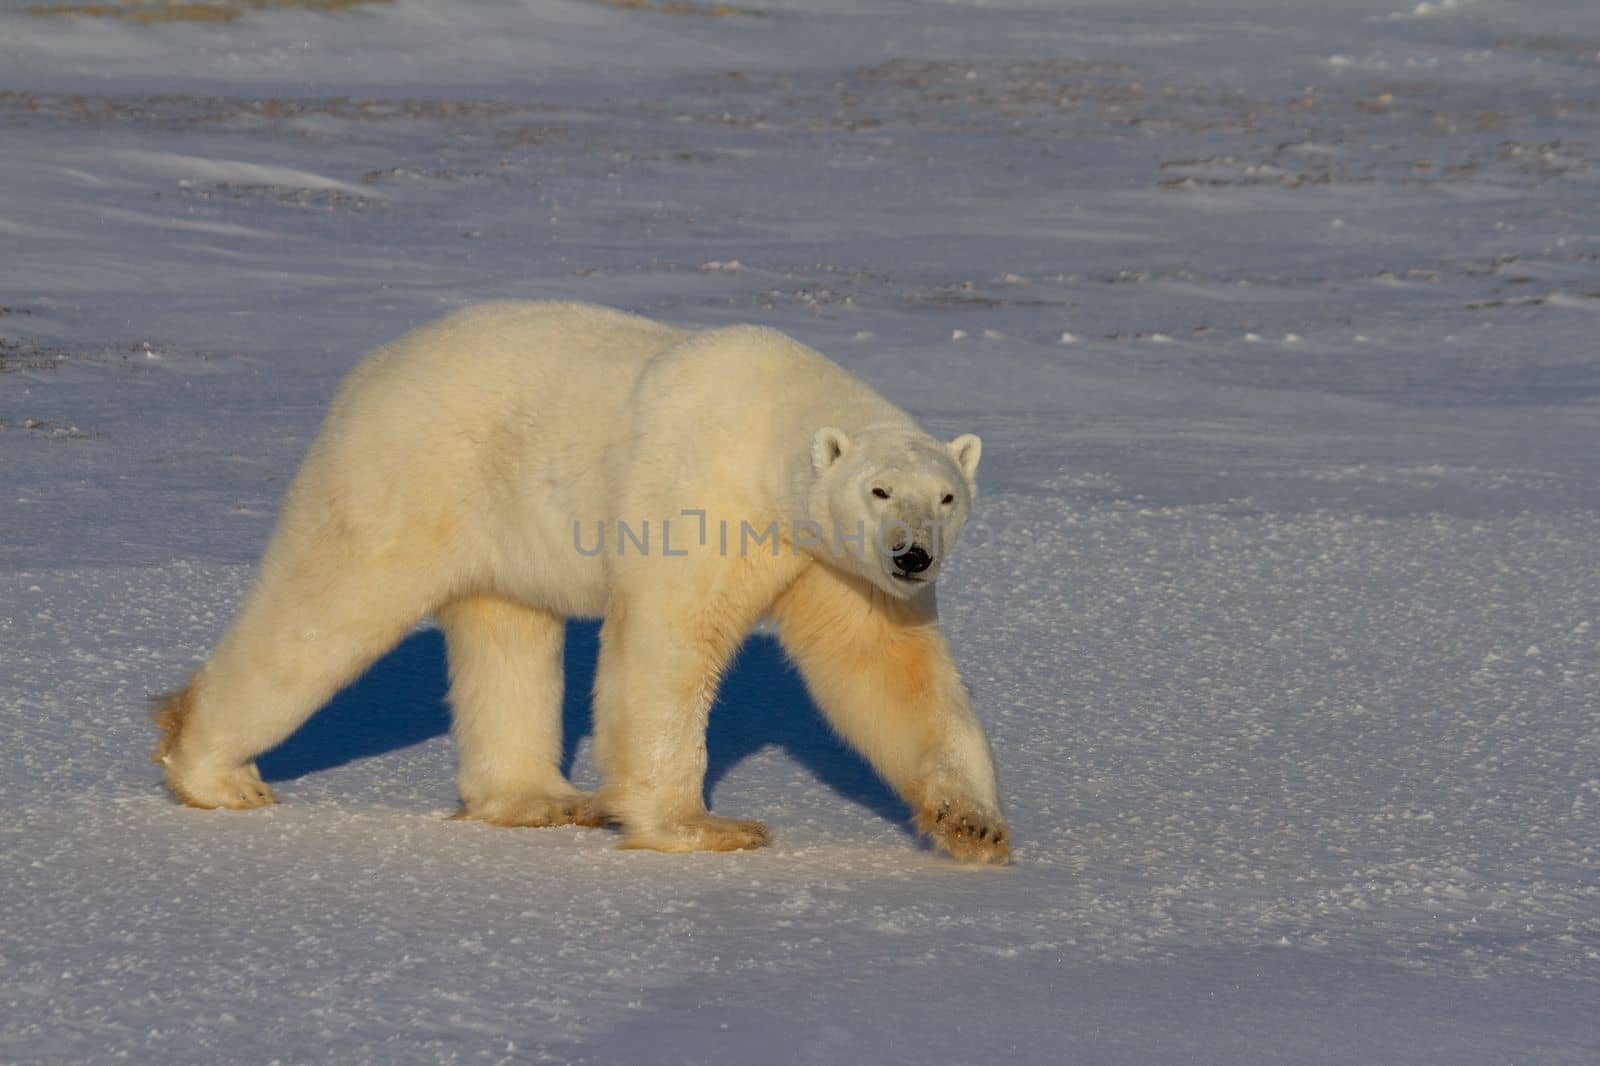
[154, 301, 1009, 863]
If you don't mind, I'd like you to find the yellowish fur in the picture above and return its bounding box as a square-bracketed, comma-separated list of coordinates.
[150, 682, 192, 767]
[152, 673, 278, 809]
[771, 565, 1009, 864]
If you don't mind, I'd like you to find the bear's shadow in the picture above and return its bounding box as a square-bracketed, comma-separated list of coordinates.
[257, 622, 911, 832]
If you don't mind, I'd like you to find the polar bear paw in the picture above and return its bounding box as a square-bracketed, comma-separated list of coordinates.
[915, 799, 1011, 865]
[163, 759, 277, 811]
[153, 684, 275, 809]
[454, 791, 607, 829]
[620, 815, 770, 854]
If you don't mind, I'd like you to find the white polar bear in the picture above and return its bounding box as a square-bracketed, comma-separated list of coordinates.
[155, 301, 1009, 863]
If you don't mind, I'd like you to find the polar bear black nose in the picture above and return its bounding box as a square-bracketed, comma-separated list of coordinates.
[894, 544, 933, 574]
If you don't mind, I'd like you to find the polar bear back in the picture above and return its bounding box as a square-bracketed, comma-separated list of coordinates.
[346, 300, 687, 438]
[270, 301, 921, 617]
[310, 300, 685, 494]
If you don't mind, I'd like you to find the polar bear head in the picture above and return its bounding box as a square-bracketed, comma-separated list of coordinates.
[807, 424, 982, 598]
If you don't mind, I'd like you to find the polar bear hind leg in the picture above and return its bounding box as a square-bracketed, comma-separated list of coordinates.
[438, 593, 602, 828]
[154, 517, 446, 809]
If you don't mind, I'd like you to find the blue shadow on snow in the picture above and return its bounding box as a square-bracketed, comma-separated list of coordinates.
[257, 621, 909, 829]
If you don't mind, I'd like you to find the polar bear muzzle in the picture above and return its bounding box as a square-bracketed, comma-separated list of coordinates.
[891, 543, 934, 576]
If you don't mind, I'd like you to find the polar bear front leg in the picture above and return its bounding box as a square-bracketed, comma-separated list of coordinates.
[771, 564, 1010, 864]
[438, 594, 601, 828]
[592, 557, 799, 853]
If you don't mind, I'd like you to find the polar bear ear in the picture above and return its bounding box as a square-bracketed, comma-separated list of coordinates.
[948, 433, 982, 483]
[811, 426, 851, 474]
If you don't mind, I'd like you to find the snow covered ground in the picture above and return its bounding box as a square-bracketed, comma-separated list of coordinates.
[3, 0, 1598, 1061]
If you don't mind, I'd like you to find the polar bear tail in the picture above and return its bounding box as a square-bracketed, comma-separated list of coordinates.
[149, 680, 195, 766]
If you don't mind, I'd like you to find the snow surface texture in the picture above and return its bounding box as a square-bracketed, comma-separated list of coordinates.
[2, 0, 1598, 1062]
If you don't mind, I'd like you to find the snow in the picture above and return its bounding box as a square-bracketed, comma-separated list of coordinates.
[2, 0, 1598, 1062]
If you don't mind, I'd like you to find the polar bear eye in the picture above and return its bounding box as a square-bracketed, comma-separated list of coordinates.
[941, 493, 955, 505]
[872, 487, 891, 500]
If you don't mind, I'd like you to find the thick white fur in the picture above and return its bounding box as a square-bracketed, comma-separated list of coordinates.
[157, 302, 1008, 862]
